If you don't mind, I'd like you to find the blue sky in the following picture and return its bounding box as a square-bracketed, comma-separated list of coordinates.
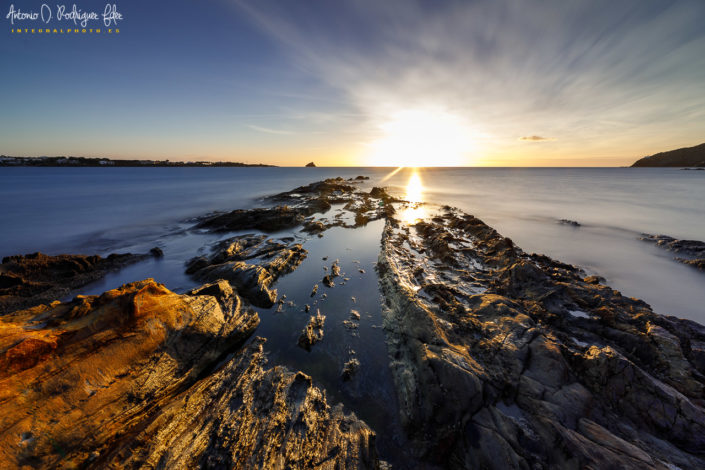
[2, 0, 704, 166]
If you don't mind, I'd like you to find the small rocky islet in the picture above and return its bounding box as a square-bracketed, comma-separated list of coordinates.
[1, 177, 704, 469]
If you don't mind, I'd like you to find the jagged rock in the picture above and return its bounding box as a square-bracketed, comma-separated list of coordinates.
[677, 257, 705, 271]
[298, 311, 326, 351]
[196, 206, 314, 233]
[186, 234, 307, 308]
[377, 208, 705, 469]
[641, 234, 705, 257]
[350, 309, 361, 320]
[0, 251, 152, 314]
[149, 246, 164, 258]
[0, 279, 260, 468]
[103, 338, 378, 469]
[322, 274, 335, 288]
[305, 161, 317, 167]
[342, 358, 361, 381]
[641, 234, 705, 272]
[559, 219, 581, 227]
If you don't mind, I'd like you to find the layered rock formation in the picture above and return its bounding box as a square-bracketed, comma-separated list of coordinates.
[377, 207, 705, 469]
[0, 279, 378, 469]
[104, 338, 378, 469]
[186, 234, 307, 307]
[195, 178, 395, 236]
[641, 234, 705, 271]
[0, 251, 158, 314]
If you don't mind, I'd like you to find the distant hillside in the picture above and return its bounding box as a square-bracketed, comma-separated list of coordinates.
[0, 156, 275, 168]
[631, 143, 705, 167]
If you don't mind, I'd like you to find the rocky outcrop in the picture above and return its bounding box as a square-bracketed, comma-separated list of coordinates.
[0, 251, 159, 314]
[306, 161, 317, 167]
[298, 311, 326, 351]
[631, 142, 705, 167]
[103, 338, 378, 469]
[0, 279, 379, 469]
[0, 279, 259, 468]
[196, 206, 316, 232]
[195, 177, 395, 237]
[377, 208, 705, 469]
[186, 234, 307, 307]
[641, 234, 705, 271]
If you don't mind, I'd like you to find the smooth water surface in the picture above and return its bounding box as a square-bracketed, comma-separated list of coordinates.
[1, 166, 703, 322]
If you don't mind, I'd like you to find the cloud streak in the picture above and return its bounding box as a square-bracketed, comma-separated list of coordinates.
[235, 0, 705, 164]
[247, 124, 294, 135]
[519, 136, 556, 142]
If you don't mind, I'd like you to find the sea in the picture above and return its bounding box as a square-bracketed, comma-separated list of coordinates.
[2, 165, 703, 466]
[1, 166, 703, 323]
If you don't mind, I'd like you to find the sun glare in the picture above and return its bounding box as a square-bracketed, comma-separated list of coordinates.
[365, 109, 476, 167]
[400, 170, 428, 223]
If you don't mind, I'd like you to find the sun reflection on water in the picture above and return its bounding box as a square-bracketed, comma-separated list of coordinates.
[400, 170, 428, 224]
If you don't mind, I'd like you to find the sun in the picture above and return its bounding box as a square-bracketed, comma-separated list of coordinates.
[364, 108, 477, 167]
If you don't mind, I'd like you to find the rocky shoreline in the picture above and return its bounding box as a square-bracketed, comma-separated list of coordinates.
[1, 177, 704, 469]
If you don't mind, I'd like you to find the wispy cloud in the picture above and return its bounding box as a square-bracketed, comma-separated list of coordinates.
[247, 124, 294, 135]
[235, 0, 705, 163]
[519, 135, 556, 142]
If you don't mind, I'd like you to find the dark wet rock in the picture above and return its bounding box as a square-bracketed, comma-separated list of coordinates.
[196, 206, 313, 233]
[641, 234, 705, 257]
[641, 234, 705, 271]
[677, 257, 705, 271]
[355, 175, 370, 180]
[0, 280, 379, 468]
[304, 304, 311, 313]
[185, 234, 307, 308]
[302, 219, 327, 234]
[149, 246, 164, 258]
[298, 311, 326, 351]
[311, 284, 319, 297]
[305, 161, 317, 167]
[342, 358, 361, 381]
[322, 274, 335, 288]
[271, 177, 356, 204]
[584, 275, 606, 284]
[377, 209, 705, 469]
[331, 260, 341, 277]
[559, 219, 581, 227]
[0, 252, 151, 315]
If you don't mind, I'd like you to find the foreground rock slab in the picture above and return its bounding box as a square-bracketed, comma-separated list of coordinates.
[0, 279, 259, 468]
[378, 208, 705, 469]
[186, 234, 307, 308]
[105, 338, 379, 469]
[0, 278, 380, 469]
[0, 251, 158, 314]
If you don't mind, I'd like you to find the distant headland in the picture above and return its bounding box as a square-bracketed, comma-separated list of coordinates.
[631, 142, 705, 167]
[0, 156, 276, 167]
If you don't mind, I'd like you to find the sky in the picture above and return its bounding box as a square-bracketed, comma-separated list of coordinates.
[1, 0, 704, 166]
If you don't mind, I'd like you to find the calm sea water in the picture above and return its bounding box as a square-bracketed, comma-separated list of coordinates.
[1, 166, 703, 323]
